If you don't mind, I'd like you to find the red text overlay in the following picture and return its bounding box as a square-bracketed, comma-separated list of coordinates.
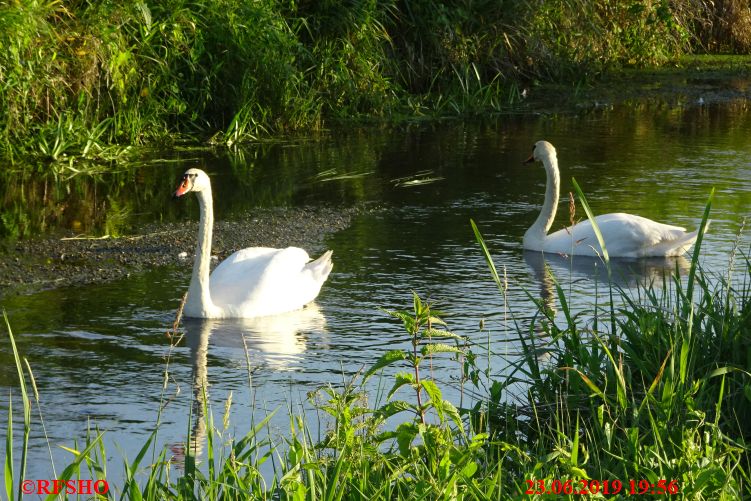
[22, 479, 109, 495]
[525, 479, 680, 496]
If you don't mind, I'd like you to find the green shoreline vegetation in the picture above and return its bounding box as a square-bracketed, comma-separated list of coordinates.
[2, 0, 751, 165]
[3, 210, 751, 499]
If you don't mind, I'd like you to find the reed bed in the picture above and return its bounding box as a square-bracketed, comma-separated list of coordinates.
[2, 0, 750, 165]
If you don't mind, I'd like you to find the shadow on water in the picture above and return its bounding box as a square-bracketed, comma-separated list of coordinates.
[170, 304, 327, 467]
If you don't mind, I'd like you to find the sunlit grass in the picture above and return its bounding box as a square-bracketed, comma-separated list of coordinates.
[3, 1, 750, 166]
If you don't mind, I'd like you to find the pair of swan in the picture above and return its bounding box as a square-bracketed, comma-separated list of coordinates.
[175, 141, 702, 318]
[523, 140, 704, 258]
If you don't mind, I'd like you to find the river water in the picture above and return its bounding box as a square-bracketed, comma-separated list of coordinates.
[1, 100, 750, 486]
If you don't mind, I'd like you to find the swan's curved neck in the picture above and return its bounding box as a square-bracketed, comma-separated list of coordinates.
[187, 187, 220, 316]
[524, 153, 560, 249]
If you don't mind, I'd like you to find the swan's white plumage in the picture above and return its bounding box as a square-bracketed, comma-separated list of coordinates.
[174, 168, 333, 319]
[210, 247, 333, 318]
[524, 141, 703, 257]
[534, 213, 700, 257]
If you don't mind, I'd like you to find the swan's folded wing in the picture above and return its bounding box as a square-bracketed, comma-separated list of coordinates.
[209, 247, 325, 316]
[220, 247, 283, 264]
[546, 213, 691, 257]
[591, 213, 690, 256]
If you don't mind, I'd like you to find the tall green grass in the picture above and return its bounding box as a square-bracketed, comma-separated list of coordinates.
[1, 0, 747, 165]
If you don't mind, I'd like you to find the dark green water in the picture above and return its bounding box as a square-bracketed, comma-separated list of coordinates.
[1, 100, 750, 485]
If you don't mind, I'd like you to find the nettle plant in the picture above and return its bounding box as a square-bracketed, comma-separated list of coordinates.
[301, 293, 488, 496]
[365, 293, 471, 453]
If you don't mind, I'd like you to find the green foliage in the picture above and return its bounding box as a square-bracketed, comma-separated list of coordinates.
[369, 293, 465, 427]
[520, 0, 688, 77]
[2, 0, 745, 165]
[472, 195, 749, 498]
[3, 311, 32, 501]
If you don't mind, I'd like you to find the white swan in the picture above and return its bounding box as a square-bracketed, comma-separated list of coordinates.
[523, 141, 704, 257]
[174, 168, 334, 318]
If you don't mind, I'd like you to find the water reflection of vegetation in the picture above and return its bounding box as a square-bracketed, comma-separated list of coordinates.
[0, 165, 174, 240]
[3, 102, 751, 245]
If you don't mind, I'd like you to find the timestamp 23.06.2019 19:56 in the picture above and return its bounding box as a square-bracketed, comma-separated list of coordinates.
[524, 479, 680, 496]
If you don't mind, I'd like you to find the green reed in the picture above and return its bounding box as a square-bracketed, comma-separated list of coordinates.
[3, 312, 31, 501]
[469, 193, 748, 498]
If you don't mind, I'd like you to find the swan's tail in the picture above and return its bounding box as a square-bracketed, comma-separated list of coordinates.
[306, 250, 334, 282]
[662, 220, 711, 257]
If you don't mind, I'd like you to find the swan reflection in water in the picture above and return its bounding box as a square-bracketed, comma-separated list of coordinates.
[169, 303, 326, 464]
[524, 250, 691, 294]
[522, 251, 690, 360]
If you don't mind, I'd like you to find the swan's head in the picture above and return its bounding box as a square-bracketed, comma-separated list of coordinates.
[174, 168, 211, 198]
[524, 140, 557, 164]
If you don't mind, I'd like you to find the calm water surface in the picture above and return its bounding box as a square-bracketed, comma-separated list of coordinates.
[2, 102, 751, 484]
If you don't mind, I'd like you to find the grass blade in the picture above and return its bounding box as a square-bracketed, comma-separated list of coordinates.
[571, 178, 609, 263]
[4, 393, 12, 501]
[685, 188, 714, 313]
[23, 358, 57, 480]
[47, 432, 106, 501]
[470, 219, 506, 293]
[4, 312, 31, 501]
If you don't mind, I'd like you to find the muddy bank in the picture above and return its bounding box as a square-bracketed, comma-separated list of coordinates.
[0, 207, 358, 297]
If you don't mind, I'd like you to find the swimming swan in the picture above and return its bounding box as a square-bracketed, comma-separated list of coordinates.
[174, 168, 333, 318]
[523, 141, 704, 257]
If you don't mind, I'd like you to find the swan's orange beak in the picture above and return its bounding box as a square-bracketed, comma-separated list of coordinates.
[523, 153, 535, 164]
[173, 176, 192, 198]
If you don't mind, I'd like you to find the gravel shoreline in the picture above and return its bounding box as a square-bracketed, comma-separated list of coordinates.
[0, 207, 357, 298]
